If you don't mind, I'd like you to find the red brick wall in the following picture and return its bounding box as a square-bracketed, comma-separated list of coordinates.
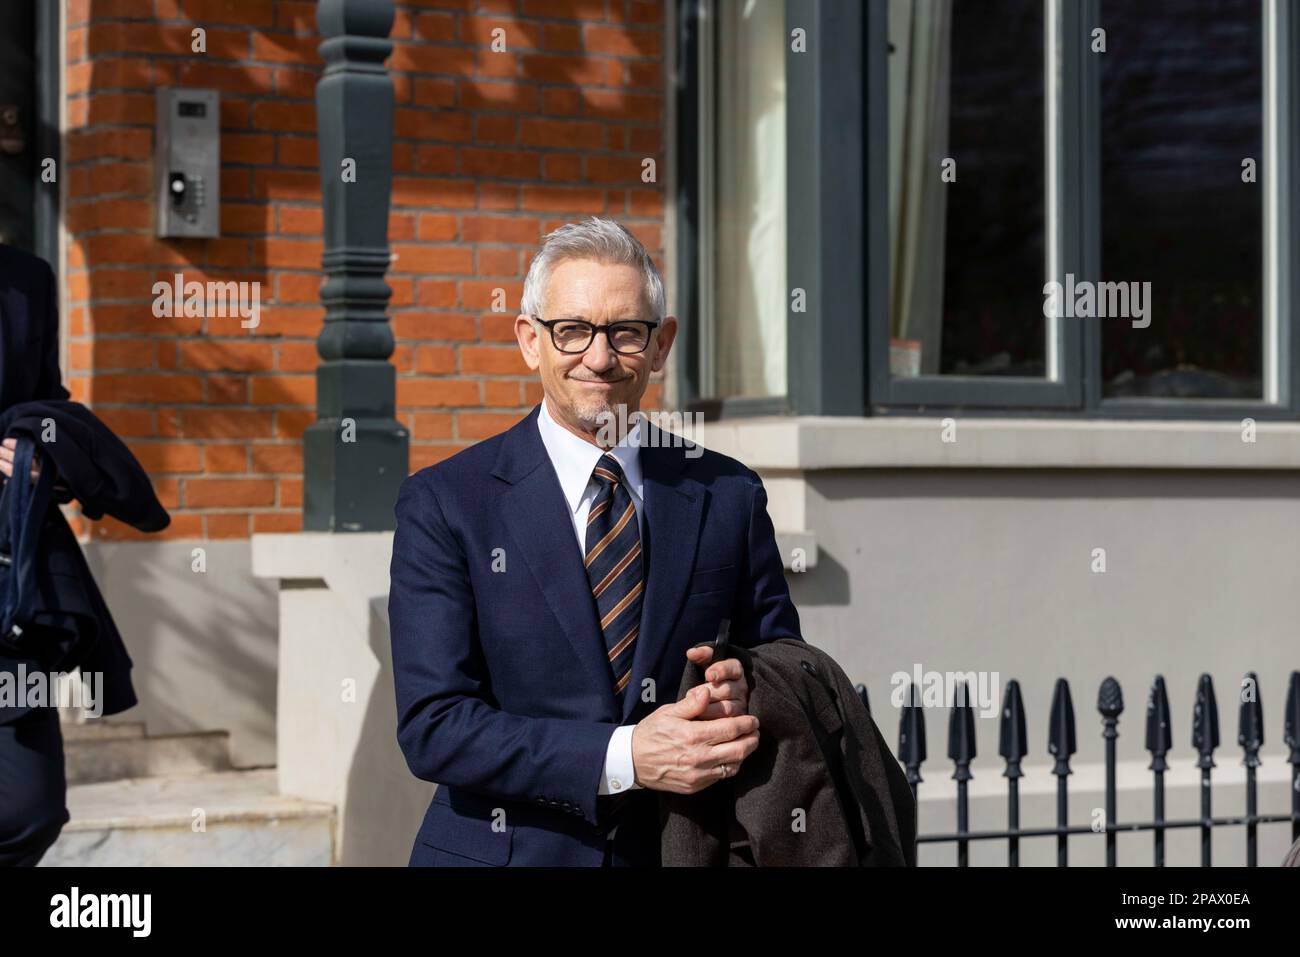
[64, 0, 667, 541]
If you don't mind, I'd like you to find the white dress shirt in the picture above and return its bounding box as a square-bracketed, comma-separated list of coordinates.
[535, 396, 647, 822]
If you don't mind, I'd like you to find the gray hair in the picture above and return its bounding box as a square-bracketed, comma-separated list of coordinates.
[520, 217, 666, 321]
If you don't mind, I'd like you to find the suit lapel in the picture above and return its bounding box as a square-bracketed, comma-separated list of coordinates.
[624, 429, 705, 720]
[492, 407, 707, 724]
[494, 406, 617, 715]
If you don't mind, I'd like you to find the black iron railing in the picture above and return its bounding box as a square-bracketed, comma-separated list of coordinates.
[859, 670, 1300, 866]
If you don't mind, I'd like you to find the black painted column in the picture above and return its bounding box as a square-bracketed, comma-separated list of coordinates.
[306, 0, 408, 531]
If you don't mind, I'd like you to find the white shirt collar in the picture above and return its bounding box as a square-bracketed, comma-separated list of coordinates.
[536, 396, 644, 514]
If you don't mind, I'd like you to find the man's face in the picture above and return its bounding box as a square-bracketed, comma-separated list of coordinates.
[515, 258, 677, 440]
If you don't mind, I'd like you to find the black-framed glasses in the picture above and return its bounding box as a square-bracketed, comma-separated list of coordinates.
[531, 316, 661, 355]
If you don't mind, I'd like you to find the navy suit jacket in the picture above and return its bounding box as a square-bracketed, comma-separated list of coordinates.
[388, 403, 804, 866]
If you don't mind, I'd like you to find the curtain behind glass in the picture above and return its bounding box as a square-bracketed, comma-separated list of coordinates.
[713, 0, 787, 399]
[888, 0, 951, 375]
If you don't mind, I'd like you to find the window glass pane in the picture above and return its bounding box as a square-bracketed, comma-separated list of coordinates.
[1100, 0, 1263, 399]
[888, 0, 1046, 377]
[710, 0, 787, 398]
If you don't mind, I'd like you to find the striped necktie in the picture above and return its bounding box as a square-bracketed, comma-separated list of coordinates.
[584, 453, 643, 706]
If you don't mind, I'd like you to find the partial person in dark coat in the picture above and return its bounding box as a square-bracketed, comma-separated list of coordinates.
[0, 243, 168, 867]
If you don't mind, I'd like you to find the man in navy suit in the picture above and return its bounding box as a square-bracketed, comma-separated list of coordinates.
[388, 218, 804, 867]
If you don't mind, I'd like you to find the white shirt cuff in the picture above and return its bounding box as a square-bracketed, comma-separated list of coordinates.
[598, 724, 642, 795]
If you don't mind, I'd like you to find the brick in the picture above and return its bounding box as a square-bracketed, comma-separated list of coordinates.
[457, 411, 521, 440]
[542, 88, 581, 116]
[179, 341, 275, 372]
[280, 478, 304, 507]
[520, 184, 605, 213]
[397, 379, 480, 408]
[519, 54, 605, 86]
[94, 374, 204, 403]
[251, 33, 320, 64]
[518, 118, 604, 149]
[275, 411, 314, 440]
[411, 77, 456, 107]
[278, 273, 322, 303]
[583, 90, 661, 123]
[264, 239, 323, 269]
[414, 145, 457, 174]
[279, 206, 323, 234]
[206, 513, 251, 538]
[477, 247, 519, 276]
[253, 511, 302, 533]
[392, 177, 475, 208]
[411, 412, 453, 440]
[207, 375, 249, 404]
[461, 81, 538, 112]
[391, 244, 474, 275]
[461, 280, 521, 310]
[543, 154, 582, 181]
[415, 346, 457, 374]
[186, 479, 276, 508]
[250, 376, 315, 406]
[275, 136, 318, 169]
[475, 114, 517, 145]
[181, 409, 275, 438]
[520, 0, 605, 18]
[205, 444, 249, 472]
[222, 202, 273, 234]
[274, 68, 317, 98]
[477, 183, 518, 210]
[276, 342, 319, 372]
[93, 339, 156, 369]
[128, 442, 202, 474]
[544, 23, 582, 52]
[461, 15, 541, 47]
[388, 44, 474, 75]
[458, 345, 529, 375]
[586, 155, 647, 185]
[584, 24, 661, 58]
[460, 149, 541, 180]
[250, 444, 302, 473]
[158, 0, 277, 28]
[256, 307, 325, 337]
[483, 380, 522, 407]
[460, 215, 539, 244]
[224, 133, 277, 165]
[479, 313, 519, 342]
[253, 101, 317, 132]
[410, 444, 468, 470]
[413, 12, 456, 41]
[413, 214, 455, 243]
[96, 408, 155, 436]
[170, 61, 276, 95]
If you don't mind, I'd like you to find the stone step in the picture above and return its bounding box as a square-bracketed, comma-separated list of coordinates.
[64, 730, 233, 785]
[40, 769, 336, 866]
[59, 719, 147, 742]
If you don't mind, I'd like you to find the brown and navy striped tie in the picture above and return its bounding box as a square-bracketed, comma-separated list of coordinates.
[584, 453, 643, 708]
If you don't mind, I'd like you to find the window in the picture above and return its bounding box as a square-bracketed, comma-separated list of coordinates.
[677, 0, 788, 411]
[1099, 0, 1264, 400]
[874, 0, 1296, 417]
[675, 0, 1299, 420]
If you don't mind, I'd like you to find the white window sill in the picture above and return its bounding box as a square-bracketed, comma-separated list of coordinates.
[697, 416, 1298, 471]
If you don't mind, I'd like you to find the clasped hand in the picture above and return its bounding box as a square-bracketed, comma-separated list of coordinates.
[629, 645, 759, 794]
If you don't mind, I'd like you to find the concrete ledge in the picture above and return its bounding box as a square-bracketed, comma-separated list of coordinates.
[699, 416, 1300, 471]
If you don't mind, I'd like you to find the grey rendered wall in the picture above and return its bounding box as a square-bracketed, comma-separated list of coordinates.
[81, 540, 279, 768]
[784, 468, 1300, 865]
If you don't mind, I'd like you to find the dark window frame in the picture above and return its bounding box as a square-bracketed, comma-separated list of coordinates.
[675, 0, 1300, 421]
[35, 0, 59, 267]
